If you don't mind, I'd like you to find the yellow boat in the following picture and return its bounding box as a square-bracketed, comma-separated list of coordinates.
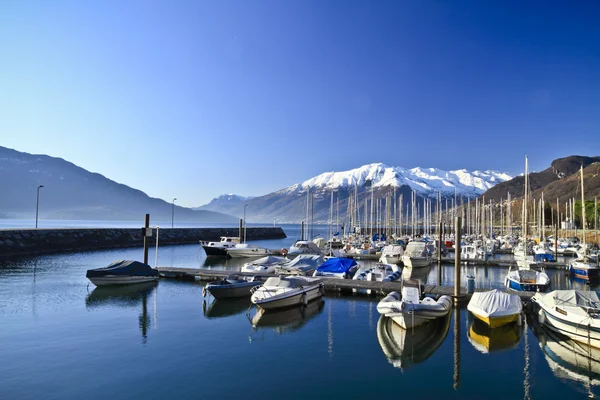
[467, 289, 522, 329]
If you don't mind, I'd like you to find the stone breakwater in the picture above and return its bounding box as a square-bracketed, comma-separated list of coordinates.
[0, 227, 286, 258]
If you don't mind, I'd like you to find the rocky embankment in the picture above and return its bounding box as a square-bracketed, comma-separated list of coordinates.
[0, 227, 286, 258]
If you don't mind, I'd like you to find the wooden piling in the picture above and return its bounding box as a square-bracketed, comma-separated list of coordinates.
[454, 217, 461, 298]
[143, 214, 150, 265]
[239, 219, 243, 241]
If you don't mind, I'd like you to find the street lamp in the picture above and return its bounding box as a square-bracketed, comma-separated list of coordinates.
[243, 204, 248, 243]
[171, 198, 177, 228]
[35, 185, 44, 228]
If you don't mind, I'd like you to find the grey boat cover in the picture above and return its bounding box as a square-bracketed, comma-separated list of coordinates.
[538, 290, 600, 309]
[86, 260, 158, 278]
[278, 255, 324, 272]
[244, 255, 286, 267]
[467, 289, 522, 318]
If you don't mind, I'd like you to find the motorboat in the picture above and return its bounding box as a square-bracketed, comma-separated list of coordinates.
[86, 260, 159, 286]
[275, 255, 325, 276]
[569, 250, 600, 281]
[532, 290, 600, 348]
[378, 244, 404, 264]
[505, 266, 550, 292]
[250, 276, 324, 311]
[287, 240, 323, 256]
[401, 241, 431, 268]
[376, 279, 452, 329]
[468, 318, 522, 353]
[200, 236, 240, 256]
[353, 263, 401, 283]
[376, 314, 451, 370]
[534, 243, 556, 262]
[241, 255, 286, 274]
[312, 257, 358, 279]
[467, 289, 523, 328]
[203, 275, 263, 299]
[226, 244, 272, 258]
[461, 244, 481, 260]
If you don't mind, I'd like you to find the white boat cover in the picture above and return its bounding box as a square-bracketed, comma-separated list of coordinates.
[537, 290, 600, 309]
[263, 276, 320, 288]
[278, 255, 324, 272]
[467, 289, 522, 318]
[243, 255, 286, 267]
[381, 245, 404, 254]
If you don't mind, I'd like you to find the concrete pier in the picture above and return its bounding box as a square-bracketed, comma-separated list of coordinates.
[0, 227, 286, 258]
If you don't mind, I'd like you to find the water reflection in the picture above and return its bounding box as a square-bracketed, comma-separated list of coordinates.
[532, 317, 600, 397]
[376, 313, 451, 370]
[203, 297, 251, 319]
[467, 319, 523, 354]
[85, 282, 156, 343]
[249, 300, 325, 335]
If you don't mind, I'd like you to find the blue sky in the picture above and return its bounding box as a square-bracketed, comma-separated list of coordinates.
[1, 0, 598, 206]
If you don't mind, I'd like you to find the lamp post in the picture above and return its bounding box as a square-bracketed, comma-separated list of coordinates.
[171, 198, 177, 228]
[35, 185, 44, 228]
[243, 204, 248, 243]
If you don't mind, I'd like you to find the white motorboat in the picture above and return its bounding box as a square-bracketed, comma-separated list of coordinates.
[467, 289, 523, 328]
[401, 242, 431, 268]
[250, 276, 324, 311]
[86, 260, 159, 286]
[376, 279, 452, 329]
[241, 255, 286, 274]
[287, 240, 323, 256]
[353, 263, 401, 283]
[379, 244, 404, 264]
[226, 244, 272, 258]
[505, 266, 550, 292]
[533, 290, 600, 348]
[200, 236, 240, 256]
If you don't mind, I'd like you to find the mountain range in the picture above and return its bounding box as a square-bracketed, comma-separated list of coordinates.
[0, 146, 237, 222]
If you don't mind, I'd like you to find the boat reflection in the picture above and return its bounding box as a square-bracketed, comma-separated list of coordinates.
[249, 300, 325, 334]
[401, 265, 431, 286]
[533, 319, 600, 395]
[376, 313, 451, 370]
[203, 297, 252, 319]
[467, 318, 522, 354]
[85, 281, 157, 308]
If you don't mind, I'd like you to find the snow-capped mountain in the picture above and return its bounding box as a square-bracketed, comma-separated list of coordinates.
[193, 194, 254, 214]
[200, 163, 512, 223]
[283, 163, 511, 198]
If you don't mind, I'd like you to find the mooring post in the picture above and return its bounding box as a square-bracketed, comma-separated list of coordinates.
[143, 214, 150, 265]
[454, 216, 461, 298]
[239, 218, 243, 241]
[555, 223, 558, 258]
[438, 221, 443, 264]
[438, 221, 443, 285]
[301, 221, 305, 241]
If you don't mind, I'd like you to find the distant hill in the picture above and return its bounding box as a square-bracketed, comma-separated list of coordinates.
[0, 146, 237, 223]
[193, 194, 254, 216]
[481, 155, 600, 204]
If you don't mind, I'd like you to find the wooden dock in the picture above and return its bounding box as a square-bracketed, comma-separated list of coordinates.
[157, 267, 536, 301]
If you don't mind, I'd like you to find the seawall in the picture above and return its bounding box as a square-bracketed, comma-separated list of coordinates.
[0, 227, 287, 258]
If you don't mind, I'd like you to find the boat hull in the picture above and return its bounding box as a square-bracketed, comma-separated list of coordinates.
[252, 284, 323, 311]
[537, 306, 600, 349]
[87, 275, 158, 286]
[202, 246, 229, 256]
[569, 264, 600, 281]
[227, 248, 271, 258]
[401, 256, 430, 268]
[470, 311, 519, 329]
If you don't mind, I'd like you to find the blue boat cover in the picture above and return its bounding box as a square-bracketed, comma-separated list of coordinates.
[86, 260, 158, 278]
[316, 257, 357, 273]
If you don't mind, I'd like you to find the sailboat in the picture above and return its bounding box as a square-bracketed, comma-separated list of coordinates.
[569, 165, 600, 281]
[505, 156, 550, 292]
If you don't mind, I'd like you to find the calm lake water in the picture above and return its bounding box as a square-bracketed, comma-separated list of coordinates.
[1, 224, 600, 399]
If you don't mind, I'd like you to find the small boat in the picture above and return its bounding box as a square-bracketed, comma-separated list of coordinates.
[532, 289, 600, 348]
[250, 276, 324, 311]
[200, 236, 240, 256]
[241, 255, 287, 274]
[569, 251, 600, 281]
[287, 240, 323, 256]
[376, 313, 451, 370]
[226, 244, 272, 258]
[468, 318, 522, 353]
[276, 255, 325, 275]
[505, 266, 550, 292]
[400, 241, 431, 268]
[378, 244, 404, 264]
[353, 263, 400, 282]
[86, 260, 159, 286]
[203, 275, 263, 299]
[312, 257, 358, 279]
[376, 279, 452, 329]
[467, 289, 523, 328]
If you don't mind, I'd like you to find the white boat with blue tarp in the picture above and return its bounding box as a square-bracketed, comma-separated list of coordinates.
[312, 257, 358, 279]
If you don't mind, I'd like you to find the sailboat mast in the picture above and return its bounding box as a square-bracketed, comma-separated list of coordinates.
[581, 165, 586, 247]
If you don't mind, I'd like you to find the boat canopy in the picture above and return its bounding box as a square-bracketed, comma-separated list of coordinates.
[263, 276, 313, 288]
[381, 245, 404, 254]
[244, 255, 286, 266]
[86, 260, 158, 278]
[538, 290, 600, 310]
[316, 257, 357, 273]
[468, 289, 522, 318]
